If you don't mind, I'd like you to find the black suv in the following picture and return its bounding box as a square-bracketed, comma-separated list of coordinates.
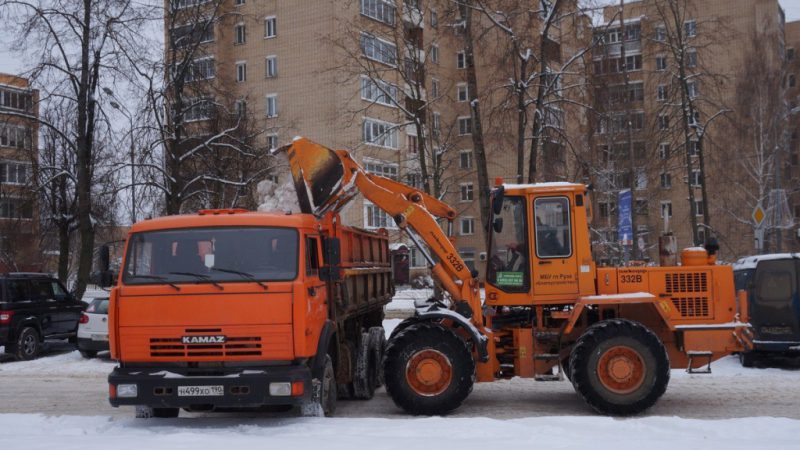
[0, 273, 85, 360]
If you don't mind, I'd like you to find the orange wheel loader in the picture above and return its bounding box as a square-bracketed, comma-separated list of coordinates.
[286, 137, 751, 416]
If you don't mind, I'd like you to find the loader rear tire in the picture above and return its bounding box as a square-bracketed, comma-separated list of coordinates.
[383, 322, 474, 415]
[569, 319, 669, 416]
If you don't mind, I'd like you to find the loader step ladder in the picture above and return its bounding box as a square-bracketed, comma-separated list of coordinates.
[686, 351, 713, 374]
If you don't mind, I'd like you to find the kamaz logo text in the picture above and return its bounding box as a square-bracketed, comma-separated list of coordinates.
[182, 335, 227, 345]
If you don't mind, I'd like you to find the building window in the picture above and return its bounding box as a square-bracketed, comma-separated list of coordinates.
[0, 161, 29, 185]
[790, 74, 797, 88]
[431, 78, 439, 97]
[266, 94, 278, 118]
[0, 125, 31, 149]
[788, 48, 796, 60]
[656, 84, 667, 101]
[460, 217, 475, 235]
[184, 97, 213, 122]
[169, 20, 215, 48]
[361, 76, 398, 107]
[625, 54, 642, 71]
[265, 55, 277, 78]
[234, 99, 246, 117]
[0, 198, 32, 219]
[236, 61, 246, 82]
[695, 199, 704, 216]
[459, 150, 472, 169]
[406, 173, 422, 189]
[265, 16, 277, 38]
[235, 0, 244, 5]
[654, 25, 666, 42]
[684, 20, 696, 38]
[690, 110, 700, 126]
[457, 83, 468, 102]
[459, 249, 476, 273]
[458, 116, 472, 135]
[360, 0, 396, 26]
[361, 33, 397, 66]
[234, 23, 246, 45]
[364, 201, 396, 229]
[460, 183, 474, 201]
[431, 112, 441, 137]
[660, 172, 671, 188]
[410, 246, 427, 268]
[182, 57, 215, 82]
[363, 118, 398, 148]
[656, 55, 667, 71]
[457, 51, 466, 69]
[660, 201, 672, 218]
[266, 134, 278, 151]
[430, 9, 438, 27]
[635, 198, 649, 216]
[687, 81, 699, 98]
[688, 140, 699, 156]
[635, 168, 647, 190]
[407, 133, 418, 153]
[690, 169, 702, 186]
[364, 159, 398, 180]
[430, 44, 439, 64]
[686, 49, 698, 68]
[658, 114, 669, 130]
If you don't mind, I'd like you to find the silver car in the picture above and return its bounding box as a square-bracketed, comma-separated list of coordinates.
[77, 297, 109, 358]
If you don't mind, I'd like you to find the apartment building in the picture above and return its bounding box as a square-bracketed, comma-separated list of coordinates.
[0, 73, 40, 271]
[166, 0, 591, 281]
[590, 0, 798, 264]
[786, 19, 800, 247]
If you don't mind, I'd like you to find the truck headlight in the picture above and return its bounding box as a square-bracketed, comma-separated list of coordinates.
[117, 384, 138, 398]
[269, 382, 291, 396]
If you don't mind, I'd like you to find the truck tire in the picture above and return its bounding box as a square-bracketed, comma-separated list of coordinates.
[388, 317, 424, 340]
[383, 322, 475, 415]
[302, 355, 337, 417]
[353, 332, 377, 400]
[739, 351, 757, 368]
[135, 406, 179, 418]
[569, 319, 670, 416]
[368, 326, 386, 387]
[14, 327, 41, 361]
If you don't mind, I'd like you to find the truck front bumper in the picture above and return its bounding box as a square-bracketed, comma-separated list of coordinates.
[109, 364, 312, 409]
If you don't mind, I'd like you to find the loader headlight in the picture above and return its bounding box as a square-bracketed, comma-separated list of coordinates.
[117, 384, 138, 398]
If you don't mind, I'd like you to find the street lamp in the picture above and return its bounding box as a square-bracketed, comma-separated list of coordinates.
[107, 92, 137, 224]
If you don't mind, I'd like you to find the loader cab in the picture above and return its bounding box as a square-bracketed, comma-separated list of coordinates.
[485, 183, 595, 306]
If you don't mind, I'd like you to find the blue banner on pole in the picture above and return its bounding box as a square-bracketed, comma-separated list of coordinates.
[618, 189, 633, 246]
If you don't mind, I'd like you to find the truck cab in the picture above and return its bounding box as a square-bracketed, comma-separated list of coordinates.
[107, 209, 392, 417]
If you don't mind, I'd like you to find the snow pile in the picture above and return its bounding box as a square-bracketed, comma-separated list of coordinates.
[387, 287, 434, 311]
[0, 350, 114, 377]
[0, 413, 798, 450]
[256, 179, 301, 214]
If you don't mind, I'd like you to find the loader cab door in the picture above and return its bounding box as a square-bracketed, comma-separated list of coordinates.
[531, 196, 578, 296]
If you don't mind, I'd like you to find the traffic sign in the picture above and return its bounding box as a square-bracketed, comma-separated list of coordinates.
[752, 205, 765, 226]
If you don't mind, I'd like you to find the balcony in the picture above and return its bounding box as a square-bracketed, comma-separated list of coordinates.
[599, 40, 642, 58]
[402, 4, 423, 28]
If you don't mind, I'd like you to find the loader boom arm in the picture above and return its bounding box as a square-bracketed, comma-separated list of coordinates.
[286, 138, 483, 323]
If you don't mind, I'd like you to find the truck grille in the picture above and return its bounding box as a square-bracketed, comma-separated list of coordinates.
[664, 272, 711, 318]
[149, 335, 262, 358]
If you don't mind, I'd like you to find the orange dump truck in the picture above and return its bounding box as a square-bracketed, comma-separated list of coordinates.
[104, 209, 392, 418]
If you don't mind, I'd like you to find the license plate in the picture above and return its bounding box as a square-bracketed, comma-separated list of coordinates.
[91, 334, 108, 341]
[178, 385, 224, 397]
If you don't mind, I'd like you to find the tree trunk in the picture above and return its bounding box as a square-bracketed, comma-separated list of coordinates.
[463, 0, 491, 239]
[618, 0, 638, 261]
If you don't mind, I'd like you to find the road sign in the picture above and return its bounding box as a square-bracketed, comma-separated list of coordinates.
[752, 204, 765, 226]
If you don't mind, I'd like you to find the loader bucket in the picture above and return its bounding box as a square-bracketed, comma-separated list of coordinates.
[285, 137, 347, 216]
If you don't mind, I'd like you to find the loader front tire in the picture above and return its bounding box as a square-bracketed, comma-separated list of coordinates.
[383, 322, 474, 415]
[569, 319, 669, 416]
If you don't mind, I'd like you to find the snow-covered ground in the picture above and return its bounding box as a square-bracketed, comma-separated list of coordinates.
[1, 413, 798, 450]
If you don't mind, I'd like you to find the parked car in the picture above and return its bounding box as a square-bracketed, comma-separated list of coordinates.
[77, 297, 109, 358]
[733, 253, 800, 366]
[0, 273, 85, 360]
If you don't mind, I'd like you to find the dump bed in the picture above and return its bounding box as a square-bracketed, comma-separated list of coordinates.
[331, 225, 394, 320]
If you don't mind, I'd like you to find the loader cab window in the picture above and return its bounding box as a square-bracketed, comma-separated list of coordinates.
[534, 197, 572, 258]
[487, 195, 529, 292]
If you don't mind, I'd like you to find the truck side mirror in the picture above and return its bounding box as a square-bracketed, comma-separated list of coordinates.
[492, 217, 504, 233]
[320, 237, 341, 282]
[98, 244, 115, 288]
[491, 186, 505, 215]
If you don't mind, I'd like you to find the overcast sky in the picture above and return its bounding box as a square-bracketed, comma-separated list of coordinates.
[1, 1, 800, 77]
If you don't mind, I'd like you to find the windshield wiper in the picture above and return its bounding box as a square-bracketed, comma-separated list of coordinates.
[168, 271, 224, 290]
[130, 274, 181, 291]
[211, 267, 269, 290]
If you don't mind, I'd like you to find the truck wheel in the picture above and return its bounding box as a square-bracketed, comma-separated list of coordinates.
[79, 350, 98, 359]
[569, 319, 669, 416]
[368, 327, 386, 387]
[14, 327, 41, 361]
[383, 322, 475, 415]
[135, 406, 179, 418]
[739, 351, 757, 368]
[302, 355, 337, 417]
[353, 332, 377, 400]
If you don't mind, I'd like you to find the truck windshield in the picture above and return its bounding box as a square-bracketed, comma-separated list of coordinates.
[122, 227, 298, 285]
